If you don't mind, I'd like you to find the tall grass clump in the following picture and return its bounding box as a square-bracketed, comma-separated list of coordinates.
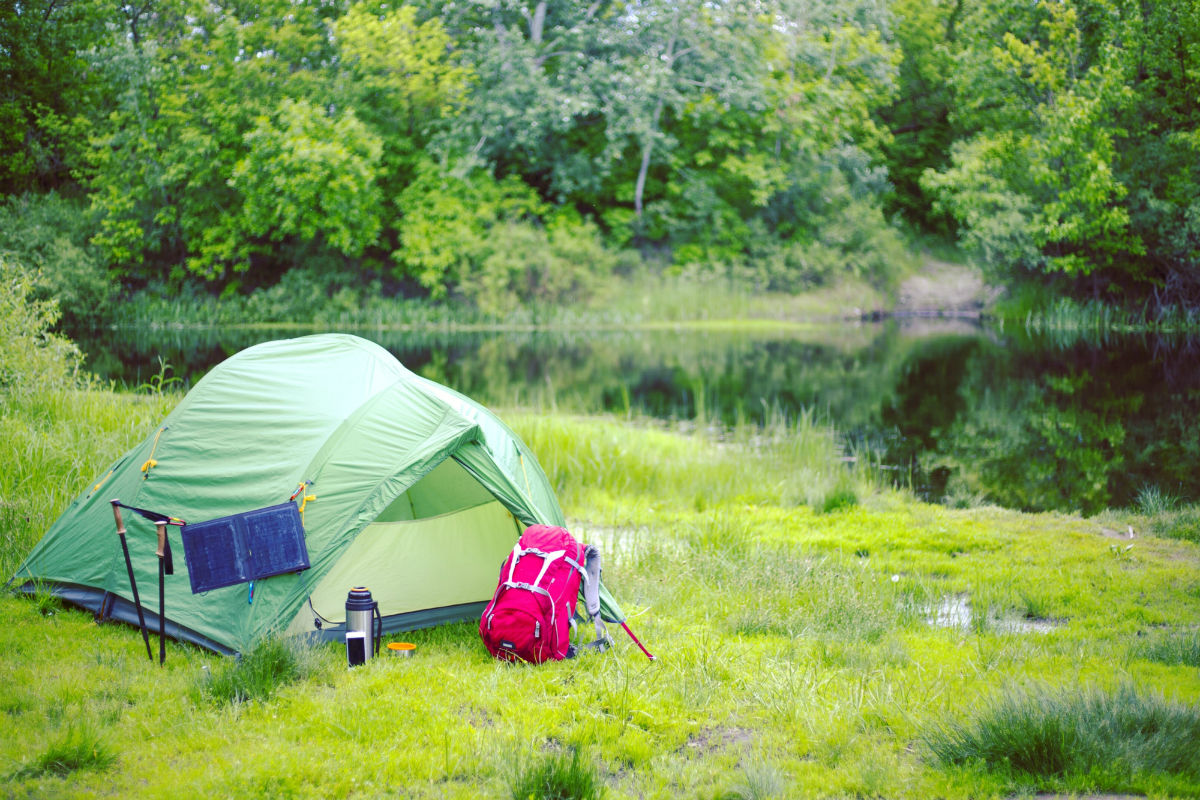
[1130, 503, 1200, 545]
[201, 637, 313, 706]
[1133, 631, 1200, 668]
[513, 405, 883, 516]
[1136, 484, 1181, 516]
[11, 719, 117, 779]
[925, 682, 1200, 791]
[507, 747, 604, 800]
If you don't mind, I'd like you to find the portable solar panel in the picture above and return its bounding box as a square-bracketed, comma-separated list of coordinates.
[181, 502, 310, 594]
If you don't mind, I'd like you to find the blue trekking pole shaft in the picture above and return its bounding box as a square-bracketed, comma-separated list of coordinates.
[112, 501, 153, 662]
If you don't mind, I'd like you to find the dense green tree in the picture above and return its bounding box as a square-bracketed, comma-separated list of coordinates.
[82, 0, 467, 287]
[414, 0, 617, 203]
[874, 0, 961, 230]
[84, 0, 346, 282]
[8, 0, 1196, 308]
[333, 3, 468, 253]
[420, 0, 904, 284]
[0, 192, 113, 330]
[0, 0, 116, 192]
[916, 0, 1199, 303]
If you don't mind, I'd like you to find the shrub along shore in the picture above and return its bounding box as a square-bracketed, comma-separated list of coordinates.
[3, 371, 1199, 797]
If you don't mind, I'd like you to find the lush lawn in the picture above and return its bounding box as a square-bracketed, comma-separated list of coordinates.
[2, 388, 1199, 799]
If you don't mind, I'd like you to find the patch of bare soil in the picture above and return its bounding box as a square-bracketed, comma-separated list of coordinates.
[894, 258, 1002, 316]
[684, 725, 755, 755]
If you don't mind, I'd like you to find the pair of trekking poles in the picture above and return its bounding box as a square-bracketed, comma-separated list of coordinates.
[111, 499, 180, 665]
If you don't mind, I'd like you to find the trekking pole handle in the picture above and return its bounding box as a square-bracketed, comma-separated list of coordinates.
[155, 522, 167, 558]
[111, 500, 126, 535]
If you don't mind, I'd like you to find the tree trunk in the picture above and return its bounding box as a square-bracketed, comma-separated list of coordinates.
[634, 33, 676, 218]
[634, 99, 664, 218]
[529, 1, 547, 44]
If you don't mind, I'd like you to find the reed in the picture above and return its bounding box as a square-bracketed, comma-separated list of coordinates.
[995, 288, 1200, 336]
[106, 267, 880, 335]
[509, 406, 884, 523]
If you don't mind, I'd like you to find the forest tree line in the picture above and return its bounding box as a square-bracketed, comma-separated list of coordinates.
[2, 0, 1198, 325]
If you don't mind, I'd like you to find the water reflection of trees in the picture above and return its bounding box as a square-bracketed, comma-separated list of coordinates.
[77, 326, 1199, 513]
[904, 335, 1200, 513]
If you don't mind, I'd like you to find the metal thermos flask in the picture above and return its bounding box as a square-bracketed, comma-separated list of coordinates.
[345, 586, 381, 666]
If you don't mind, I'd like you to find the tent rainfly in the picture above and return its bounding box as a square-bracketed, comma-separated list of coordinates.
[12, 334, 624, 655]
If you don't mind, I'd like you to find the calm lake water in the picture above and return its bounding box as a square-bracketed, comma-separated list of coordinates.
[76, 320, 1200, 515]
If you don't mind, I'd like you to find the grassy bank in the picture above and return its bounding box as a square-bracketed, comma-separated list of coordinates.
[992, 285, 1200, 336]
[102, 269, 889, 334]
[2, 384, 1199, 798]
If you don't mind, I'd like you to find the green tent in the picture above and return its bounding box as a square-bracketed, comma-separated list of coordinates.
[13, 333, 623, 654]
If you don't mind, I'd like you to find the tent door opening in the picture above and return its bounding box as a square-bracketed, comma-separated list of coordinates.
[288, 457, 523, 638]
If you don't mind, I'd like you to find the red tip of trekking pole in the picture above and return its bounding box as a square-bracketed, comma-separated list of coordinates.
[620, 621, 656, 661]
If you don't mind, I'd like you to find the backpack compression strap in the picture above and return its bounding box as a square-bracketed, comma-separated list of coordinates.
[573, 544, 609, 650]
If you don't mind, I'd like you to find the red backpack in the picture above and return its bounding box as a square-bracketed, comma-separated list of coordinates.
[479, 524, 607, 663]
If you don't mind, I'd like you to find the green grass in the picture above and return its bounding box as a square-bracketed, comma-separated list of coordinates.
[8, 718, 117, 779]
[199, 636, 315, 707]
[0, 387, 175, 580]
[925, 682, 1200, 795]
[109, 269, 884, 334]
[507, 747, 604, 800]
[2, 385, 1199, 798]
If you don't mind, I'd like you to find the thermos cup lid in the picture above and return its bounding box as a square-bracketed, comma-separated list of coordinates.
[346, 586, 376, 610]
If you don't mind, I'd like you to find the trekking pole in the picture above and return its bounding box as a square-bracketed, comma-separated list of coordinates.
[112, 500, 153, 662]
[620, 621, 655, 661]
[155, 521, 169, 666]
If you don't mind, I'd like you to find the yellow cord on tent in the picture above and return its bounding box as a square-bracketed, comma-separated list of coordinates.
[298, 493, 316, 525]
[140, 426, 167, 479]
[91, 467, 116, 497]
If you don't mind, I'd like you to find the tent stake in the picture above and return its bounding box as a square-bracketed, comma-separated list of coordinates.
[112, 501, 153, 662]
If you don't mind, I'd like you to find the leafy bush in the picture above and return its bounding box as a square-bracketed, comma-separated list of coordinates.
[0, 192, 115, 331]
[0, 255, 84, 396]
[395, 164, 616, 313]
[733, 151, 914, 293]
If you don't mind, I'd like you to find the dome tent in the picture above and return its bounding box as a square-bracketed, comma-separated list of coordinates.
[13, 334, 623, 655]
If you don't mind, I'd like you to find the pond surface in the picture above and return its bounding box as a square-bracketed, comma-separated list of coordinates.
[76, 320, 1200, 515]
